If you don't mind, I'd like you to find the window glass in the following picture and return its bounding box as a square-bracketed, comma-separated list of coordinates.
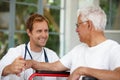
[16, 0, 37, 4]
[0, 0, 62, 58]
[14, 33, 29, 46]
[0, 1, 9, 57]
[15, 2, 37, 31]
[44, 0, 61, 54]
[100, 0, 120, 30]
[0, 1, 9, 30]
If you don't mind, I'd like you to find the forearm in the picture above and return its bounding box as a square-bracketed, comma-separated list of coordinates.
[31, 60, 69, 71]
[84, 67, 120, 80]
[32, 61, 55, 71]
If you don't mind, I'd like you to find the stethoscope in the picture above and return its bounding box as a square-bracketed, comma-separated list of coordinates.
[24, 42, 49, 62]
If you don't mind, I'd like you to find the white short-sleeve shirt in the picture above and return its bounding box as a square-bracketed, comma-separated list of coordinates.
[0, 42, 59, 80]
[60, 40, 120, 75]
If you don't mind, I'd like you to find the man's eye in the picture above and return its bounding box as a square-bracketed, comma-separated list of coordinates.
[37, 30, 42, 33]
[45, 30, 48, 32]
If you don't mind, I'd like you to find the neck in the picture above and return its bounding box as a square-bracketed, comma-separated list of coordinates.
[30, 42, 42, 52]
[87, 31, 107, 47]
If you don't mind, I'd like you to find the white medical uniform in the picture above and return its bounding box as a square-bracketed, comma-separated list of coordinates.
[60, 39, 120, 79]
[0, 42, 59, 80]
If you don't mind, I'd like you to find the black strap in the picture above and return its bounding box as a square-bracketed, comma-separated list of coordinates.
[24, 42, 33, 59]
[24, 44, 27, 59]
[24, 42, 49, 62]
[43, 48, 49, 62]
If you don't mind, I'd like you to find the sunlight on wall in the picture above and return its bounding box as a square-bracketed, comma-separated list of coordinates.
[79, 0, 99, 8]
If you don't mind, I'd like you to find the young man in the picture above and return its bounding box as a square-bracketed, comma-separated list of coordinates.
[0, 14, 59, 80]
[25, 6, 120, 80]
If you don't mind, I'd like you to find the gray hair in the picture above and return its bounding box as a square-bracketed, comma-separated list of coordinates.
[77, 6, 107, 31]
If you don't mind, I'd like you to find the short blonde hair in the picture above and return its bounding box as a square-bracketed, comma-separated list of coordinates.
[26, 13, 49, 32]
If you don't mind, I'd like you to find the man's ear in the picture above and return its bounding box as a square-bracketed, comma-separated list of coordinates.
[88, 20, 94, 31]
[26, 29, 31, 37]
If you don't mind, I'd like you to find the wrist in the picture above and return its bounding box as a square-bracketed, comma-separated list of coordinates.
[78, 67, 88, 75]
[32, 60, 40, 70]
[31, 60, 36, 68]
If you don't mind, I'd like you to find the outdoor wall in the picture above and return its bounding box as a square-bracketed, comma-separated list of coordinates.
[64, 0, 79, 54]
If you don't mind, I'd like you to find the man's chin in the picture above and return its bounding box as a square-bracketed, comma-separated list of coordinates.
[80, 39, 83, 43]
[37, 42, 46, 47]
[40, 43, 46, 46]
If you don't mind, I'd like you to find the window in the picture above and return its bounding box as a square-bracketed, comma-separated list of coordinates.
[0, 0, 65, 58]
[100, 0, 120, 30]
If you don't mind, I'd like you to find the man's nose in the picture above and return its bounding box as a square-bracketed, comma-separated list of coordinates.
[76, 27, 79, 32]
[41, 31, 47, 37]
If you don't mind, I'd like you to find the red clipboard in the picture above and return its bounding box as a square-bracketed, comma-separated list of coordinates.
[29, 70, 70, 80]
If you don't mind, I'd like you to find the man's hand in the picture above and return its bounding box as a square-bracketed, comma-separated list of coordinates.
[2, 56, 26, 76]
[25, 60, 34, 69]
[68, 66, 120, 80]
[68, 67, 86, 80]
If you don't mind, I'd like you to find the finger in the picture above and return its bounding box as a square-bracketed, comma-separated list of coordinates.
[12, 67, 23, 75]
[14, 61, 25, 68]
[16, 73, 20, 77]
[15, 57, 26, 65]
[13, 56, 24, 64]
[22, 68, 25, 71]
[13, 63, 25, 72]
[18, 60, 26, 65]
[17, 56, 24, 60]
[24, 60, 33, 69]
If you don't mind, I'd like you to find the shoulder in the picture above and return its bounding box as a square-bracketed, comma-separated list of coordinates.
[43, 47, 57, 55]
[71, 43, 87, 51]
[106, 39, 120, 49]
[106, 39, 119, 45]
[7, 44, 26, 56]
[107, 40, 120, 55]
[9, 44, 25, 51]
[63, 43, 87, 57]
[1, 44, 26, 62]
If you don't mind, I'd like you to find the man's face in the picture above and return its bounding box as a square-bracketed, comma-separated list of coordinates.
[76, 15, 90, 42]
[28, 21, 49, 48]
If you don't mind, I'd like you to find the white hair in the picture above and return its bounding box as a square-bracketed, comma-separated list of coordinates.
[77, 6, 107, 31]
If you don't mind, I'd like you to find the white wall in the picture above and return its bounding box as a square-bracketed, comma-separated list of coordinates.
[64, 0, 80, 54]
[79, 0, 99, 8]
